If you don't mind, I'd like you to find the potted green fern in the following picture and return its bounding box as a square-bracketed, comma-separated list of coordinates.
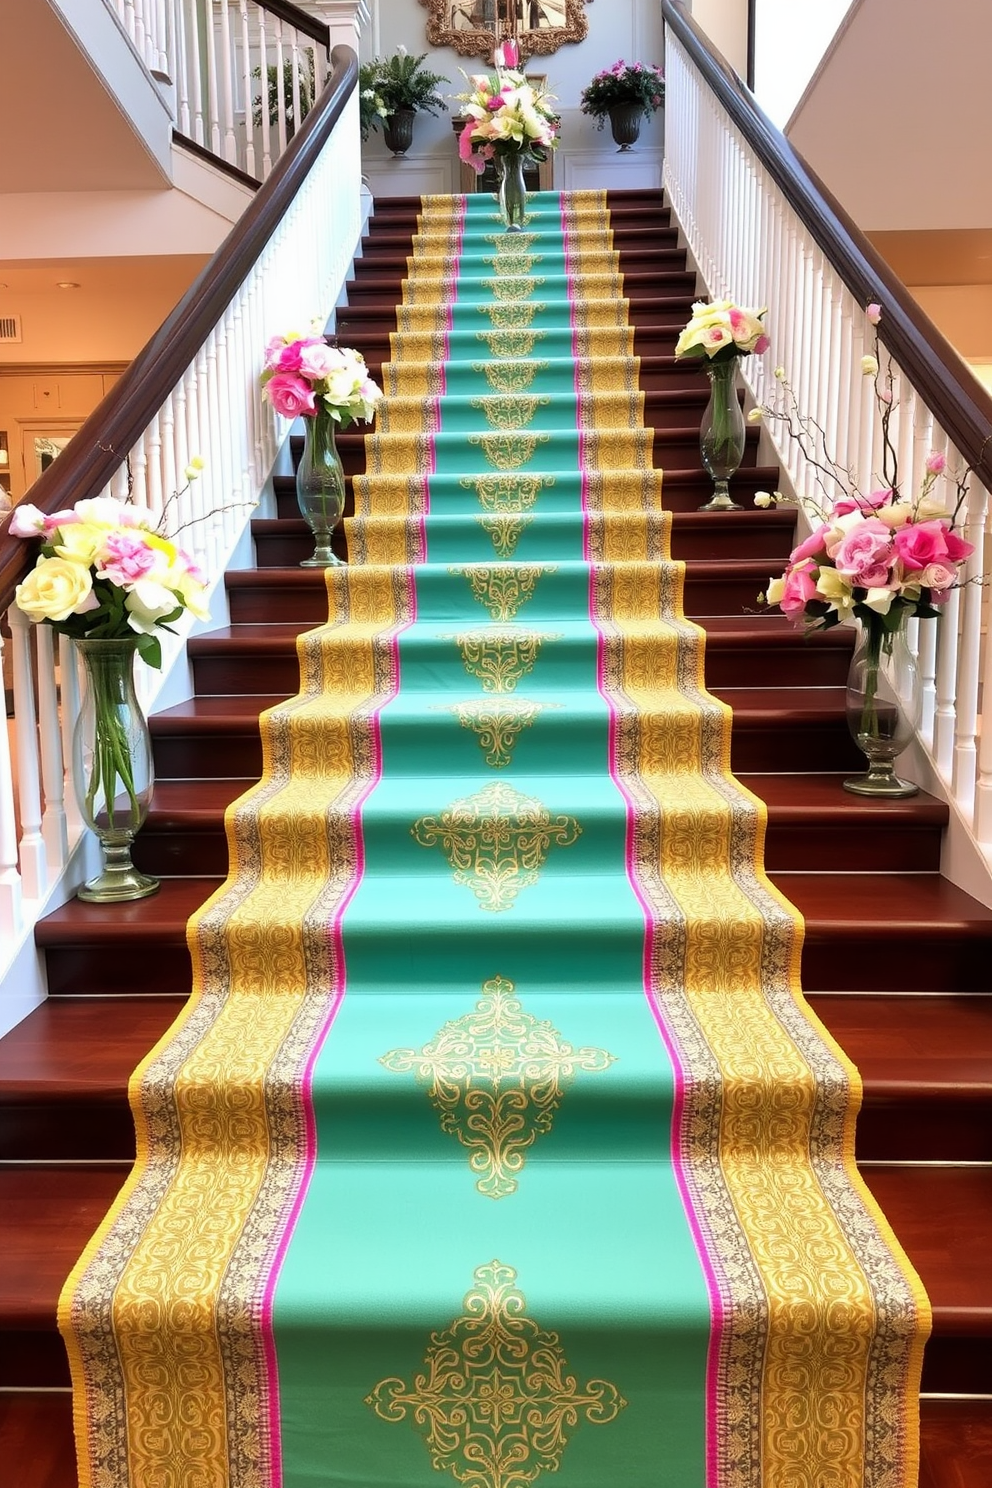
[360, 47, 449, 156]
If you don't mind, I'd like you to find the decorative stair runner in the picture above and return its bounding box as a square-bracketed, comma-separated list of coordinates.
[60, 191, 929, 1488]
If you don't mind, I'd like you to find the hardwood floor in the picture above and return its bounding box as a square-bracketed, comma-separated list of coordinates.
[1, 189, 989, 1484]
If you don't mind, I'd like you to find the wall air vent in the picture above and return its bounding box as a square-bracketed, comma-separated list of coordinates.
[0, 315, 22, 343]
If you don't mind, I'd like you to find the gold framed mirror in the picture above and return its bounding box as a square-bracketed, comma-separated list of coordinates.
[419, 0, 589, 60]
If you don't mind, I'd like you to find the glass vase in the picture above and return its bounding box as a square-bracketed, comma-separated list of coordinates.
[296, 407, 346, 567]
[698, 360, 745, 511]
[843, 618, 921, 797]
[72, 637, 159, 902]
[497, 150, 529, 232]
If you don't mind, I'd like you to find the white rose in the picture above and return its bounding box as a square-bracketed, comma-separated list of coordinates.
[125, 578, 182, 634]
[15, 557, 96, 623]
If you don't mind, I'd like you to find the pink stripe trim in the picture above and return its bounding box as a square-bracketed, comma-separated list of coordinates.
[260, 582, 418, 1486]
[587, 566, 724, 1487]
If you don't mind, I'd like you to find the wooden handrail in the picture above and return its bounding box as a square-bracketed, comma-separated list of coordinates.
[662, 0, 992, 488]
[0, 45, 357, 615]
[252, 0, 331, 49]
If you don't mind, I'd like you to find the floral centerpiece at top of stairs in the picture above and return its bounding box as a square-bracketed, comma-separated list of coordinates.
[675, 297, 770, 512]
[10, 489, 211, 903]
[755, 304, 976, 798]
[578, 59, 666, 151]
[455, 40, 559, 231]
[261, 334, 381, 569]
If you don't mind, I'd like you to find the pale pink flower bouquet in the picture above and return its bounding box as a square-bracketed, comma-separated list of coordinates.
[675, 298, 770, 364]
[759, 306, 973, 634]
[455, 40, 559, 175]
[260, 336, 381, 427]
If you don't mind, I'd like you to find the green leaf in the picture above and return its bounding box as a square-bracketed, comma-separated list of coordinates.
[136, 633, 162, 670]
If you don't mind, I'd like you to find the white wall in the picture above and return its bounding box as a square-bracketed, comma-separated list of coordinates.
[359, 0, 666, 195]
[788, 0, 992, 231]
[753, 0, 853, 129]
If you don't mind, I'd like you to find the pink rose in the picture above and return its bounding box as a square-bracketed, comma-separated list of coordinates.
[297, 341, 337, 380]
[264, 371, 317, 418]
[833, 489, 891, 516]
[270, 337, 321, 374]
[943, 527, 973, 563]
[9, 503, 48, 537]
[96, 530, 157, 586]
[833, 519, 894, 584]
[44, 508, 82, 530]
[925, 451, 946, 475]
[789, 523, 831, 564]
[753, 334, 770, 355]
[780, 561, 818, 621]
[867, 303, 882, 325]
[893, 520, 950, 572]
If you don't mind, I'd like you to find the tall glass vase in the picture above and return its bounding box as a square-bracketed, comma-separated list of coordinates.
[72, 637, 159, 902]
[497, 150, 529, 232]
[698, 360, 745, 511]
[296, 407, 346, 567]
[844, 617, 921, 797]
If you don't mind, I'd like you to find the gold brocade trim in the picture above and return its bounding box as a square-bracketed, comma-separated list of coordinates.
[367, 433, 435, 476]
[389, 329, 451, 366]
[577, 389, 645, 431]
[477, 514, 533, 558]
[574, 355, 640, 396]
[450, 563, 555, 622]
[570, 324, 635, 359]
[444, 697, 549, 768]
[571, 297, 631, 331]
[442, 628, 561, 693]
[411, 781, 581, 912]
[460, 474, 555, 512]
[366, 1260, 626, 1487]
[380, 977, 612, 1194]
[580, 429, 654, 472]
[586, 511, 672, 564]
[470, 394, 552, 430]
[584, 470, 665, 515]
[346, 513, 425, 566]
[483, 231, 541, 251]
[467, 432, 552, 470]
[397, 304, 453, 335]
[352, 474, 429, 520]
[482, 251, 542, 274]
[374, 398, 441, 435]
[473, 361, 549, 393]
[382, 360, 446, 398]
[402, 276, 458, 305]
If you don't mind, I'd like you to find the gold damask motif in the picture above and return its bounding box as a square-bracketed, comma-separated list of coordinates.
[470, 394, 551, 431]
[467, 432, 551, 470]
[410, 781, 581, 911]
[443, 628, 560, 693]
[477, 302, 545, 330]
[460, 474, 555, 513]
[482, 252, 540, 275]
[366, 1261, 626, 1488]
[481, 276, 546, 302]
[445, 698, 549, 768]
[473, 361, 548, 393]
[379, 977, 613, 1195]
[476, 329, 544, 359]
[477, 514, 533, 559]
[402, 276, 457, 305]
[483, 232, 540, 250]
[450, 563, 555, 622]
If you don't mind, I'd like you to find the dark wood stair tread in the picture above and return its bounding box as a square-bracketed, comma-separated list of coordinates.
[777, 873, 992, 935]
[34, 878, 220, 947]
[741, 772, 947, 825]
[0, 998, 182, 1098]
[813, 993, 992, 1086]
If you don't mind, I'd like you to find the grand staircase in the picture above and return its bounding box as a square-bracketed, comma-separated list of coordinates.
[1, 188, 990, 1487]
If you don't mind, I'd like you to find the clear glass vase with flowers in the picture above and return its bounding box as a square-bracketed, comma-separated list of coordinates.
[756, 305, 976, 796]
[675, 298, 770, 510]
[261, 334, 382, 567]
[10, 491, 212, 900]
[456, 42, 559, 231]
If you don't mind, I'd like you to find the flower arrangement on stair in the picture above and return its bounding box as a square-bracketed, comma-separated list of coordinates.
[755, 305, 977, 799]
[578, 59, 665, 151]
[10, 487, 211, 903]
[456, 40, 559, 232]
[675, 297, 770, 511]
[359, 46, 450, 156]
[261, 333, 381, 569]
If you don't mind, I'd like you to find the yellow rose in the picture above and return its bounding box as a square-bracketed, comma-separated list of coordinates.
[15, 556, 95, 623]
[53, 522, 103, 566]
[815, 567, 855, 614]
[764, 576, 785, 605]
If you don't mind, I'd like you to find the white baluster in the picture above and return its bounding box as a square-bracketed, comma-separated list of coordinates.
[58, 635, 83, 834]
[218, 0, 238, 166]
[8, 609, 46, 902]
[0, 627, 23, 939]
[951, 478, 988, 806]
[239, 0, 256, 178]
[205, 0, 221, 155]
[257, 6, 273, 179]
[34, 625, 68, 873]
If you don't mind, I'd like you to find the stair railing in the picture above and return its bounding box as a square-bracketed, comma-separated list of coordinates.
[663, 0, 992, 878]
[111, 0, 331, 181]
[0, 46, 360, 1029]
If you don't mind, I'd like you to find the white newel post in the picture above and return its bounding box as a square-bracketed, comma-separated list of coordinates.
[303, 0, 370, 55]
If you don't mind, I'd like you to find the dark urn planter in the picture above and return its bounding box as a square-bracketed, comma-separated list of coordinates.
[608, 103, 643, 151]
[382, 108, 417, 156]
